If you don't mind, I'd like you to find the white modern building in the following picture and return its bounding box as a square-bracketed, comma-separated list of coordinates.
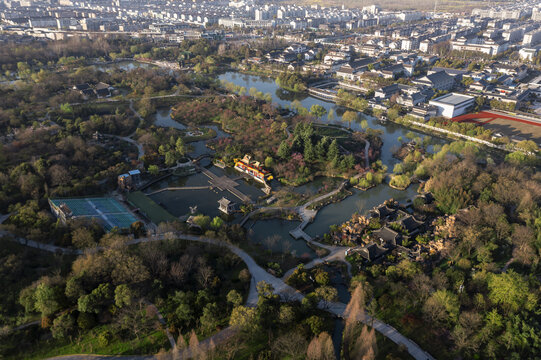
[429, 93, 475, 118]
[519, 48, 538, 61]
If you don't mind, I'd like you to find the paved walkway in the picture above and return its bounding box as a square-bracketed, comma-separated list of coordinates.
[326, 303, 434, 360]
[0, 213, 11, 224]
[501, 255, 515, 273]
[146, 186, 211, 195]
[1, 230, 83, 255]
[283, 247, 352, 280]
[102, 133, 144, 160]
[6, 232, 434, 360]
[143, 301, 176, 351]
[7, 320, 40, 333]
[289, 181, 347, 243]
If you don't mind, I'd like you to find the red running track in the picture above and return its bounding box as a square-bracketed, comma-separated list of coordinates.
[451, 111, 541, 127]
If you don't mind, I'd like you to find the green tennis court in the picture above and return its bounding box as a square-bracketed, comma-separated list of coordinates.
[49, 197, 138, 231]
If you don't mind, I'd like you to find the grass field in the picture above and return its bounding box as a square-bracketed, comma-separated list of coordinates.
[127, 191, 177, 224]
[10, 326, 169, 360]
[314, 124, 351, 138]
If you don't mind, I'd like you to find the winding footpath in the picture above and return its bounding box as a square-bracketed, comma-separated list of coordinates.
[143, 301, 176, 352]
[2, 231, 434, 360]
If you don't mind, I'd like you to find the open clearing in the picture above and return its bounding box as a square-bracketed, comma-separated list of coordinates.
[452, 111, 541, 145]
[126, 191, 177, 224]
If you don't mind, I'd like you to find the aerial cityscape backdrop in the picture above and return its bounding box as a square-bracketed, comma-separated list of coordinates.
[0, 0, 539, 360]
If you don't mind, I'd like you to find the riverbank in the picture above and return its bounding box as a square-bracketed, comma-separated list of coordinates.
[228, 69, 534, 159]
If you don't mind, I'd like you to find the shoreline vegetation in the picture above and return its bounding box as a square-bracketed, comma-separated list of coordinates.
[1, 35, 540, 360]
[229, 64, 538, 163]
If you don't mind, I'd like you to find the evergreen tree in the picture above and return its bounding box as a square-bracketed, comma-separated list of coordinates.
[327, 139, 339, 161]
[304, 140, 315, 162]
[277, 141, 291, 159]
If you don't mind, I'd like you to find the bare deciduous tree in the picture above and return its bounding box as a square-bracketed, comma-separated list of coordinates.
[271, 331, 308, 358]
[343, 283, 368, 359]
[170, 261, 189, 287]
[307, 331, 336, 360]
[263, 235, 279, 255]
[197, 265, 214, 288]
[351, 325, 377, 360]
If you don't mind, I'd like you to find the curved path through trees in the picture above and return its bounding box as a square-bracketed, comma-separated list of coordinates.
[4, 231, 434, 360]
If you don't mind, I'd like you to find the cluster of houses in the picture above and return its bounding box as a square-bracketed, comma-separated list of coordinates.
[73, 82, 115, 99]
[249, 34, 537, 120]
[339, 196, 436, 263]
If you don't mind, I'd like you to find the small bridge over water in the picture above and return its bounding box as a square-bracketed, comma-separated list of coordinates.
[310, 80, 338, 89]
[192, 153, 212, 163]
[308, 87, 338, 102]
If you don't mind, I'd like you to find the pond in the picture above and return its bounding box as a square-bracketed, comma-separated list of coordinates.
[304, 184, 419, 239]
[147, 165, 266, 219]
[218, 72, 447, 168]
[292, 176, 343, 196]
[245, 219, 316, 260]
[150, 187, 225, 219]
[150, 71, 447, 262]
[186, 123, 231, 158]
[153, 107, 186, 130]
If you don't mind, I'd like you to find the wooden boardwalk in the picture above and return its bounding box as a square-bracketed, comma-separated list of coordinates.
[146, 186, 211, 196]
[199, 167, 253, 203]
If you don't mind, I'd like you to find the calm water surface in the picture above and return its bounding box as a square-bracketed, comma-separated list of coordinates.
[246, 219, 316, 260]
[153, 72, 447, 251]
[218, 72, 447, 167]
[153, 107, 186, 130]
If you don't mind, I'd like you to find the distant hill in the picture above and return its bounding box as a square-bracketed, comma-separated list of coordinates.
[290, 0, 513, 12]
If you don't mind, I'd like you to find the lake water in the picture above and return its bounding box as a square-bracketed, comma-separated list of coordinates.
[245, 218, 316, 260]
[292, 176, 343, 196]
[150, 71, 447, 254]
[217, 71, 445, 237]
[147, 165, 266, 219]
[148, 71, 442, 352]
[151, 107, 232, 158]
[153, 108, 186, 130]
[218, 72, 446, 168]
[304, 185, 419, 238]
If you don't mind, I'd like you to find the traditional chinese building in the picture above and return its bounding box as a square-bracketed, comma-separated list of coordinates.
[234, 154, 273, 183]
[218, 197, 236, 215]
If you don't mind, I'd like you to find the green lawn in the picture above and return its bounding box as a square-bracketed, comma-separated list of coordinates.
[10, 326, 169, 360]
[314, 125, 351, 138]
[183, 127, 217, 143]
[126, 191, 177, 224]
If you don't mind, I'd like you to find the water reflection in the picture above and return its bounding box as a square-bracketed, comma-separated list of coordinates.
[152, 72, 449, 252]
[153, 108, 186, 130]
[246, 219, 315, 260]
[218, 71, 448, 169]
[304, 184, 418, 238]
